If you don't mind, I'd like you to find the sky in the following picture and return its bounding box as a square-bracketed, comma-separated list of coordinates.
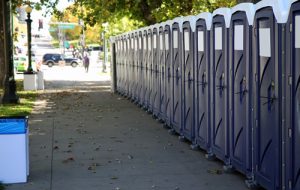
[24, 0, 74, 36]
[29, 0, 73, 11]
[56, 0, 74, 11]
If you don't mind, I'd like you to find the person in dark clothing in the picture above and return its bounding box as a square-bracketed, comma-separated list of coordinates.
[83, 54, 90, 73]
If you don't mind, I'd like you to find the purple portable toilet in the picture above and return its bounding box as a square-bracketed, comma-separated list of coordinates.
[146, 27, 153, 112]
[132, 31, 139, 102]
[158, 22, 166, 121]
[142, 28, 150, 110]
[211, 7, 231, 166]
[117, 36, 122, 94]
[164, 21, 173, 127]
[170, 17, 184, 135]
[285, 0, 300, 190]
[124, 33, 130, 97]
[193, 12, 212, 153]
[229, 2, 255, 179]
[253, 0, 290, 189]
[129, 32, 135, 100]
[181, 15, 197, 142]
[152, 24, 161, 118]
[120, 35, 125, 95]
[137, 29, 144, 106]
[140, 28, 148, 108]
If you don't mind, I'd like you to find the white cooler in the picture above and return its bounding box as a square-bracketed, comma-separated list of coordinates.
[0, 117, 29, 184]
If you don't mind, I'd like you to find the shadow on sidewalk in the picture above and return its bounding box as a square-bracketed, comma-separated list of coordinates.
[4, 79, 250, 190]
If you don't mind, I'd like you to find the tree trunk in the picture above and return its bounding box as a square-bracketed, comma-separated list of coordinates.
[0, 0, 6, 89]
[1, 0, 19, 104]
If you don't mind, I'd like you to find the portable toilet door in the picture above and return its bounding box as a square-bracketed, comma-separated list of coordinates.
[286, 1, 300, 189]
[253, 0, 289, 189]
[117, 36, 122, 94]
[147, 28, 153, 112]
[133, 31, 139, 103]
[171, 17, 184, 134]
[117, 37, 122, 94]
[123, 35, 128, 96]
[122, 36, 126, 95]
[193, 12, 212, 153]
[158, 24, 166, 121]
[164, 22, 172, 127]
[130, 33, 134, 100]
[120, 36, 125, 95]
[152, 25, 160, 118]
[211, 8, 231, 165]
[181, 16, 196, 141]
[138, 30, 144, 106]
[229, 3, 255, 178]
[142, 29, 149, 109]
[126, 34, 131, 97]
[130, 33, 135, 100]
[115, 37, 119, 93]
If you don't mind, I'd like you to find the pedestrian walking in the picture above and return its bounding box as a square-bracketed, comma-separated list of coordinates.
[83, 54, 90, 73]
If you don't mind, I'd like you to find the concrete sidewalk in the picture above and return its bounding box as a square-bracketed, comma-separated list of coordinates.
[5, 79, 249, 190]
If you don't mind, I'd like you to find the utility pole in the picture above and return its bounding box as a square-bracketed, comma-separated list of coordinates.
[79, 3, 85, 60]
[2, 0, 19, 104]
[102, 31, 106, 72]
[102, 23, 108, 73]
[80, 19, 85, 59]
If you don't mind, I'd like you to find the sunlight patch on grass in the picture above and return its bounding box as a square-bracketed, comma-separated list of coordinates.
[0, 80, 38, 117]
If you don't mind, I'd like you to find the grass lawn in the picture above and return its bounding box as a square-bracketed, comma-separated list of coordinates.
[0, 183, 5, 190]
[0, 80, 38, 117]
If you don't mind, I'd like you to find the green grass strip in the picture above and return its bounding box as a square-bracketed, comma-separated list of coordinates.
[0, 80, 38, 117]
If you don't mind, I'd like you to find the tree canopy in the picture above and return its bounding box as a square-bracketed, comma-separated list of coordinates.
[64, 0, 237, 36]
[11, 0, 239, 37]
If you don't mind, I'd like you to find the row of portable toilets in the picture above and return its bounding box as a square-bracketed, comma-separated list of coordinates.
[110, 0, 300, 189]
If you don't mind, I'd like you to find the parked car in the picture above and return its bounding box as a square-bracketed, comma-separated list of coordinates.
[13, 55, 37, 72]
[42, 53, 80, 67]
[88, 46, 103, 52]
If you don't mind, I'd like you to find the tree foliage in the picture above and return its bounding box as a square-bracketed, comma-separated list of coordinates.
[10, 0, 238, 36]
[65, 0, 237, 36]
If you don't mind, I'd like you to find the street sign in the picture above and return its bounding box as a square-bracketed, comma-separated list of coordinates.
[49, 27, 56, 32]
[58, 25, 75, 30]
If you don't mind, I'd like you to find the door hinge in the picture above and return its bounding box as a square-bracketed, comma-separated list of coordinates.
[290, 24, 293, 33]
[289, 180, 292, 189]
[289, 128, 292, 138]
[288, 76, 292, 86]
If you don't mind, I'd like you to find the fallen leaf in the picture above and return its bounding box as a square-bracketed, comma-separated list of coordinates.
[207, 169, 223, 175]
[127, 155, 133, 160]
[88, 166, 94, 171]
[62, 157, 75, 164]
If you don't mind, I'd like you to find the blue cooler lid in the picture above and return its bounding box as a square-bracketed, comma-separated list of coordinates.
[0, 117, 28, 134]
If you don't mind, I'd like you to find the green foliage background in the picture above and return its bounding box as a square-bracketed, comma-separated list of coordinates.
[11, 0, 239, 45]
[63, 0, 237, 41]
